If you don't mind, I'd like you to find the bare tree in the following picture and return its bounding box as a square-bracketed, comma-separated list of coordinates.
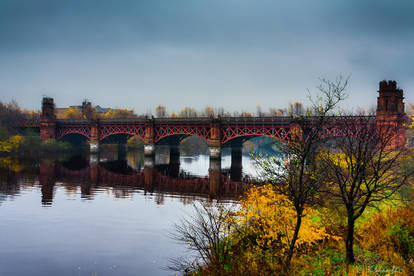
[256, 105, 263, 117]
[318, 114, 413, 264]
[169, 202, 234, 274]
[254, 76, 349, 271]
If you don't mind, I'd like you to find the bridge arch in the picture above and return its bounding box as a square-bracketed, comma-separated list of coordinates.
[154, 125, 210, 144]
[221, 126, 291, 146]
[57, 126, 91, 141]
[99, 133, 138, 144]
[98, 125, 145, 142]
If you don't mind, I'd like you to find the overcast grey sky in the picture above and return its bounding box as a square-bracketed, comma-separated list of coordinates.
[0, 0, 413, 113]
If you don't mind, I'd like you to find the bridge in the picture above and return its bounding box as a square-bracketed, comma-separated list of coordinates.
[15, 80, 408, 192]
[18, 81, 407, 154]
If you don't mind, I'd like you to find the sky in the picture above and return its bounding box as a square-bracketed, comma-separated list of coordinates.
[0, 0, 413, 114]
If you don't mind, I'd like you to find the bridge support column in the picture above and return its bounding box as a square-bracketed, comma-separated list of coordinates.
[209, 118, 222, 160]
[40, 97, 56, 141]
[169, 145, 180, 177]
[89, 153, 99, 184]
[144, 118, 155, 156]
[83, 153, 98, 199]
[40, 160, 56, 206]
[89, 120, 100, 153]
[209, 157, 221, 197]
[144, 155, 155, 192]
[230, 144, 243, 182]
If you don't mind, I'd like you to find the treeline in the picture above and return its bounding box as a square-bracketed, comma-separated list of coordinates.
[61, 103, 314, 119]
[61, 107, 136, 119]
[153, 104, 303, 118]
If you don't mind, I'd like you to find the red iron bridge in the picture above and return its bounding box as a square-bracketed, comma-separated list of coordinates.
[17, 80, 408, 156]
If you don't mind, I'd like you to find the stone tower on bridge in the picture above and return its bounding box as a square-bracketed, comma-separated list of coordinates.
[40, 97, 56, 141]
[376, 80, 407, 148]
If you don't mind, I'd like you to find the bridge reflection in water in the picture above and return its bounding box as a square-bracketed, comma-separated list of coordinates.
[36, 146, 251, 206]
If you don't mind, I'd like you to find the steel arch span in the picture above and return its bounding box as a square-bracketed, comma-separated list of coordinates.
[221, 125, 291, 145]
[56, 125, 91, 140]
[99, 125, 145, 142]
[154, 125, 210, 143]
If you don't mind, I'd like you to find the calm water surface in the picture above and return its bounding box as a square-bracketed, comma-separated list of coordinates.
[0, 149, 259, 276]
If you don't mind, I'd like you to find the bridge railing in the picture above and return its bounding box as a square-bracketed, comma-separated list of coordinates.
[23, 115, 378, 126]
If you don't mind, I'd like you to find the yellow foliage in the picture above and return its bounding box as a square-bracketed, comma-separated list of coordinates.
[0, 135, 24, 152]
[111, 108, 133, 118]
[63, 107, 82, 119]
[0, 157, 23, 172]
[227, 185, 341, 272]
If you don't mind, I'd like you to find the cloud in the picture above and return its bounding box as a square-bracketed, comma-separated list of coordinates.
[0, 0, 412, 111]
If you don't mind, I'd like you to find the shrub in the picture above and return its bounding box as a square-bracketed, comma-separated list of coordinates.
[358, 206, 414, 273]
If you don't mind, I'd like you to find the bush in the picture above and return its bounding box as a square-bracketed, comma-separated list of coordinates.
[358, 206, 414, 273]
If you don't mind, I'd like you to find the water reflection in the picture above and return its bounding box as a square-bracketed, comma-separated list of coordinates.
[0, 148, 259, 207]
[0, 148, 264, 276]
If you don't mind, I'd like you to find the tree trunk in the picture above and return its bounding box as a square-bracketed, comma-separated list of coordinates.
[346, 212, 355, 264]
[285, 213, 302, 270]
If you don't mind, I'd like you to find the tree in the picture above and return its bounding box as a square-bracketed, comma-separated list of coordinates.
[318, 114, 413, 264]
[269, 107, 285, 116]
[288, 102, 306, 116]
[179, 107, 197, 118]
[169, 203, 234, 274]
[0, 100, 26, 138]
[63, 107, 82, 119]
[101, 108, 113, 118]
[155, 105, 167, 118]
[203, 106, 215, 117]
[256, 105, 263, 117]
[254, 76, 348, 271]
[111, 108, 134, 118]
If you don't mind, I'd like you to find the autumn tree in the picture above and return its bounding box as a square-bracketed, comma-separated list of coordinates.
[288, 102, 306, 116]
[155, 105, 167, 118]
[269, 107, 285, 116]
[111, 108, 134, 118]
[203, 106, 215, 117]
[63, 107, 82, 119]
[101, 108, 113, 118]
[179, 107, 197, 118]
[254, 76, 348, 271]
[318, 114, 413, 264]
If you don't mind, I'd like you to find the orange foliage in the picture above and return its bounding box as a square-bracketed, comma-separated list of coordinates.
[358, 206, 414, 272]
[63, 107, 82, 119]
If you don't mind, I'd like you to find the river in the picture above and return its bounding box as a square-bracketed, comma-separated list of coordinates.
[0, 148, 261, 276]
